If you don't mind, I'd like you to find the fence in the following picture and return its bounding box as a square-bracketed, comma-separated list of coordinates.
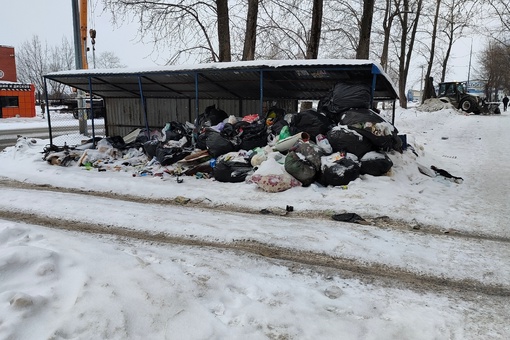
[46, 103, 106, 147]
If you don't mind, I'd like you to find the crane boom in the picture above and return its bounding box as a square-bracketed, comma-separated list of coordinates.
[79, 0, 88, 69]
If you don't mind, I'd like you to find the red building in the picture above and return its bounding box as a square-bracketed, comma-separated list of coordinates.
[0, 45, 17, 82]
[0, 45, 36, 118]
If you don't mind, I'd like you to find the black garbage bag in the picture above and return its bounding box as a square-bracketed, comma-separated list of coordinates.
[237, 120, 268, 151]
[204, 104, 229, 126]
[194, 105, 226, 129]
[164, 121, 191, 144]
[220, 123, 237, 138]
[155, 147, 191, 166]
[265, 106, 286, 127]
[142, 140, 161, 159]
[270, 118, 289, 136]
[360, 151, 393, 176]
[135, 128, 164, 144]
[218, 123, 243, 150]
[320, 157, 361, 186]
[339, 107, 386, 125]
[284, 141, 323, 187]
[135, 132, 149, 144]
[289, 109, 334, 141]
[193, 105, 229, 143]
[332, 213, 365, 223]
[105, 136, 126, 149]
[213, 158, 253, 183]
[340, 108, 402, 152]
[206, 130, 237, 158]
[195, 131, 208, 150]
[327, 126, 375, 158]
[318, 81, 372, 122]
[327, 126, 375, 159]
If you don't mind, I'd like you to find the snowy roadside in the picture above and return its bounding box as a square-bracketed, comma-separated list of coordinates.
[0, 185, 508, 290]
[2, 218, 507, 340]
[1, 105, 509, 339]
[1, 107, 508, 237]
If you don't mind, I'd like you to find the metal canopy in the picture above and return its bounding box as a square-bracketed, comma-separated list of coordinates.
[44, 59, 399, 101]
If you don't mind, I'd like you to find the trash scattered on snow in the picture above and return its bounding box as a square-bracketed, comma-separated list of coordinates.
[32, 84, 462, 192]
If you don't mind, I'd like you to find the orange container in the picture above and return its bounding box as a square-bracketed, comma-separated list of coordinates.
[0, 83, 36, 118]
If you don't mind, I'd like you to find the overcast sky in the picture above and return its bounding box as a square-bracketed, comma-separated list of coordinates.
[1, 0, 480, 88]
[1, 0, 163, 68]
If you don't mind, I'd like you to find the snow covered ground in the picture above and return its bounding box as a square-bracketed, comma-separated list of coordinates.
[0, 102, 509, 339]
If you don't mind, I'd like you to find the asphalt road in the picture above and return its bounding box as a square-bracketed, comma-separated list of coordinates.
[0, 126, 50, 150]
[0, 124, 105, 151]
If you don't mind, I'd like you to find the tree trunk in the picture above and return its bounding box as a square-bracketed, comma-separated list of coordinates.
[426, 77, 437, 99]
[242, 0, 259, 61]
[381, 0, 394, 71]
[422, 0, 441, 103]
[216, 0, 231, 62]
[356, 0, 375, 59]
[306, 0, 323, 59]
[397, 2, 410, 109]
[398, 0, 423, 109]
[441, 39, 453, 83]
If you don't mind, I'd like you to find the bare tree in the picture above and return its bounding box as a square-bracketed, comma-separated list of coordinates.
[422, 0, 441, 102]
[356, 0, 375, 59]
[257, 0, 314, 59]
[487, 0, 510, 45]
[322, 1, 363, 58]
[94, 51, 127, 68]
[98, 0, 479, 108]
[379, 0, 398, 71]
[437, 0, 479, 82]
[216, 0, 231, 61]
[306, 0, 323, 59]
[102, 0, 220, 64]
[16, 36, 46, 95]
[482, 0, 510, 97]
[396, 0, 423, 108]
[242, 0, 259, 61]
[99, 0, 339, 63]
[47, 38, 75, 98]
[478, 42, 510, 99]
[16, 35, 74, 99]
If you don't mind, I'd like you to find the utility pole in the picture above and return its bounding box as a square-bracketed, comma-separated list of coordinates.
[420, 64, 424, 102]
[467, 38, 473, 90]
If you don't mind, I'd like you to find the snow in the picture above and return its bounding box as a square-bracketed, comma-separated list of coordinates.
[361, 151, 387, 161]
[46, 58, 384, 76]
[0, 102, 509, 339]
[0, 116, 48, 130]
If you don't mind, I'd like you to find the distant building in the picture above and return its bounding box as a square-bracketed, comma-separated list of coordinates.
[0, 45, 35, 118]
[466, 79, 505, 101]
[407, 89, 422, 103]
[0, 45, 17, 82]
[466, 79, 485, 96]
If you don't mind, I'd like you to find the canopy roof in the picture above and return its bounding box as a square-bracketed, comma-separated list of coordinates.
[44, 59, 399, 101]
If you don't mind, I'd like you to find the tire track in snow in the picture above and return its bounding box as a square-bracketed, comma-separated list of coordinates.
[0, 207, 509, 298]
[1, 178, 509, 244]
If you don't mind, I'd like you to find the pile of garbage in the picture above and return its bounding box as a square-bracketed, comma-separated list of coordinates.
[43, 81, 403, 192]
